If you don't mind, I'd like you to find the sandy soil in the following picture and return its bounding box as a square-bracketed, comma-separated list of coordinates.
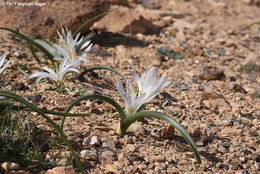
[0, 0, 259, 173]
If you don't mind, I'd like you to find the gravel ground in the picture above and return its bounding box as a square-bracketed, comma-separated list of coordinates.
[0, 0, 259, 173]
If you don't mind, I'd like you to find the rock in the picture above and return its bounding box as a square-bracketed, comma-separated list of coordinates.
[102, 150, 117, 162]
[150, 156, 166, 163]
[126, 144, 136, 152]
[1, 162, 20, 171]
[94, 125, 113, 132]
[80, 150, 99, 161]
[197, 66, 226, 81]
[0, 0, 110, 38]
[102, 141, 116, 151]
[232, 84, 247, 93]
[173, 19, 196, 30]
[46, 166, 75, 174]
[127, 122, 146, 135]
[83, 135, 101, 146]
[115, 45, 127, 59]
[220, 127, 242, 137]
[104, 164, 121, 174]
[158, 125, 175, 139]
[94, 6, 161, 34]
[172, 81, 190, 91]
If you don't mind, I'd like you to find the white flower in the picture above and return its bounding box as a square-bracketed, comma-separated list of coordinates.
[54, 28, 92, 66]
[29, 56, 79, 82]
[0, 54, 10, 74]
[116, 67, 171, 114]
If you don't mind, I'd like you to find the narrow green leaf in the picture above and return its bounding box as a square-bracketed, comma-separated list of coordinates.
[61, 94, 125, 129]
[27, 44, 42, 64]
[0, 90, 84, 172]
[34, 39, 58, 57]
[0, 101, 89, 117]
[120, 111, 201, 163]
[73, 7, 118, 37]
[0, 101, 27, 113]
[17, 64, 31, 78]
[40, 109, 90, 117]
[0, 27, 54, 60]
[78, 66, 127, 82]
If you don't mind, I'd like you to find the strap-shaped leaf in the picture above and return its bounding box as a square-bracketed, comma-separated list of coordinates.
[17, 64, 32, 78]
[0, 90, 84, 172]
[61, 94, 125, 129]
[120, 111, 202, 163]
[0, 27, 54, 61]
[34, 39, 59, 57]
[73, 7, 118, 37]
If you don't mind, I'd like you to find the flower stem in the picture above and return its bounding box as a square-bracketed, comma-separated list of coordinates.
[116, 122, 124, 136]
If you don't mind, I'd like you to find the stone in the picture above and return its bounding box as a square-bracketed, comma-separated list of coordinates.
[104, 164, 121, 174]
[158, 125, 175, 139]
[0, 0, 110, 38]
[220, 127, 242, 137]
[173, 19, 196, 30]
[150, 156, 166, 163]
[102, 150, 117, 162]
[94, 6, 161, 34]
[46, 166, 75, 174]
[126, 122, 146, 135]
[197, 66, 226, 81]
[83, 135, 101, 146]
[1, 162, 20, 171]
[80, 150, 99, 161]
[102, 141, 116, 151]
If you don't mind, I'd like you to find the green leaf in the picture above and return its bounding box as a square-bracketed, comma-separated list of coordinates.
[0, 27, 54, 61]
[61, 94, 125, 129]
[17, 64, 31, 78]
[0, 90, 84, 172]
[0, 101, 89, 117]
[78, 66, 127, 82]
[156, 46, 183, 59]
[27, 44, 42, 64]
[34, 39, 58, 57]
[0, 102, 27, 114]
[73, 7, 118, 37]
[120, 111, 201, 163]
[40, 108, 90, 117]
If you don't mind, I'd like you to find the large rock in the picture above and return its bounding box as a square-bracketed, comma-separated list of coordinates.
[93, 6, 161, 34]
[0, 0, 110, 38]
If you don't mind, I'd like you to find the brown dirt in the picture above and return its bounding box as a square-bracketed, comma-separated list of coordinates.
[0, 0, 260, 173]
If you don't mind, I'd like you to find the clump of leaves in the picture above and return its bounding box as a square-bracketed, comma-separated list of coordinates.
[0, 109, 56, 172]
[238, 61, 260, 73]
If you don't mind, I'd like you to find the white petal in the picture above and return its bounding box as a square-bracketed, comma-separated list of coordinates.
[81, 41, 91, 50]
[0, 54, 6, 67]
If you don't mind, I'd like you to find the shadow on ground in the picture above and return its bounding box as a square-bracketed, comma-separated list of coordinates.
[92, 31, 149, 48]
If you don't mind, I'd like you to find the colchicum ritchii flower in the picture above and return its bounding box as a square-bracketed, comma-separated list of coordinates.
[0, 54, 10, 74]
[116, 67, 171, 115]
[53, 28, 93, 66]
[29, 56, 79, 82]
